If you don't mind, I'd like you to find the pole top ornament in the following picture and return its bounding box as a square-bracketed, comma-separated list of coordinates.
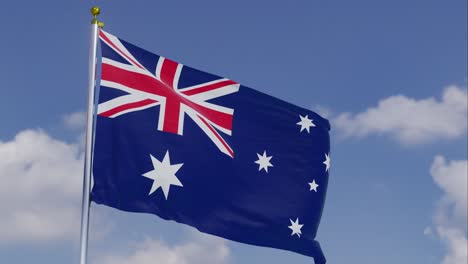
[90, 6, 104, 28]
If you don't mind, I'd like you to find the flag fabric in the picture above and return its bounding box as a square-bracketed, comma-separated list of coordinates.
[91, 29, 330, 263]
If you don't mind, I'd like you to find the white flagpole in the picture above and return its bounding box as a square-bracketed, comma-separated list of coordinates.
[79, 6, 103, 264]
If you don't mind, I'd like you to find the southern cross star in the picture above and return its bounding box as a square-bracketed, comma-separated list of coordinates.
[255, 151, 274, 173]
[296, 115, 315, 133]
[309, 180, 319, 192]
[288, 218, 304, 238]
[323, 153, 331, 172]
[142, 150, 183, 200]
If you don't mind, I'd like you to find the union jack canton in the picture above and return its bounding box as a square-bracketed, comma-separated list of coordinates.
[98, 30, 239, 157]
[92, 29, 330, 264]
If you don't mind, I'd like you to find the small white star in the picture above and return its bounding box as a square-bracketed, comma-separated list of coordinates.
[308, 180, 319, 192]
[296, 115, 315, 133]
[142, 150, 183, 200]
[288, 218, 304, 238]
[255, 151, 274, 173]
[323, 153, 331, 172]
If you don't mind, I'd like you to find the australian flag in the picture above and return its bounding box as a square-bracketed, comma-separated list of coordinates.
[91, 29, 330, 263]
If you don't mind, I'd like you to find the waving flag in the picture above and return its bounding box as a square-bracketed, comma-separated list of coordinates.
[91, 29, 330, 263]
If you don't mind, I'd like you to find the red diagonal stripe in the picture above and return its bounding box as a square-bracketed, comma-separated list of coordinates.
[99, 31, 144, 69]
[184, 101, 233, 131]
[181, 80, 238, 96]
[99, 99, 157, 118]
[199, 114, 234, 158]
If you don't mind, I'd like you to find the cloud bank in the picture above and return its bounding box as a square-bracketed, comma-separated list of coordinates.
[430, 156, 468, 264]
[95, 233, 230, 264]
[334, 85, 467, 144]
[0, 125, 231, 264]
[0, 129, 83, 242]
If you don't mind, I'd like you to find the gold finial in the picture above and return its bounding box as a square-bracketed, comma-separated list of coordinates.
[90, 6, 103, 27]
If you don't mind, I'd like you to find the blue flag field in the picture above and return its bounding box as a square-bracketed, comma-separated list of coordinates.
[91, 30, 330, 263]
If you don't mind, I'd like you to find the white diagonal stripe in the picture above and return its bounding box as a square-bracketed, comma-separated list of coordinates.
[102, 58, 155, 79]
[185, 84, 240, 102]
[157, 101, 166, 131]
[107, 102, 161, 118]
[100, 30, 145, 69]
[205, 118, 232, 136]
[193, 99, 234, 115]
[177, 78, 231, 93]
[98, 93, 147, 114]
[184, 107, 233, 157]
[155, 56, 164, 80]
[100, 80, 166, 102]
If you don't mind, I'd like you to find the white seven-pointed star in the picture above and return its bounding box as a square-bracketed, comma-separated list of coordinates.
[309, 180, 319, 192]
[255, 151, 273, 173]
[288, 218, 304, 237]
[142, 151, 184, 200]
[296, 115, 315, 133]
[323, 153, 331, 172]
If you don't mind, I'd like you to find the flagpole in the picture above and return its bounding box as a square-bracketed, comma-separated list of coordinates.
[79, 6, 102, 264]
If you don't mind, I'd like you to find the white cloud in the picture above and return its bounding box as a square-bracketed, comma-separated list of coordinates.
[0, 129, 83, 242]
[436, 226, 468, 264]
[63, 111, 86, 130]
[334, 85, 467, 144]
[430, 156, 467, 264]
[63, 111, 87, 149]
[424, 226, 433, 236]
[95, 233, 230, 264]
[431, 156, 468, 222]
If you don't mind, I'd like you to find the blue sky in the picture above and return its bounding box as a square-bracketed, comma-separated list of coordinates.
[0, 1, 466, 264]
